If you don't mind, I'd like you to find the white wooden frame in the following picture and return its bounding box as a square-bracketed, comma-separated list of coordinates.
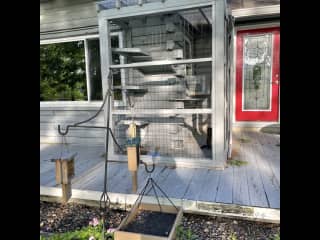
[97, 0, 228, 168]
[40, 34, 99, 45]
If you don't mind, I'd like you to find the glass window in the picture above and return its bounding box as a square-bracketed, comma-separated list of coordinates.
[243, 34, 272, 110]
[40, 35, 122, 102]
[40, 41, 87, 101]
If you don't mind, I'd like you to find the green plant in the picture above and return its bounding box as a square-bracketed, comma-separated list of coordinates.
[238, 137, 251, 143]
[40, 218, 114, 240]
[271, 233, 280, 240]
[176, 225, 198, 240]
[228, 159, 248, 167]
[229, 232, 237, 240]
[40, 41, 87, 101]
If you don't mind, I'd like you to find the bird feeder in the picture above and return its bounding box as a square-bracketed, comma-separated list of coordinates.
[53, 152, 77, 202]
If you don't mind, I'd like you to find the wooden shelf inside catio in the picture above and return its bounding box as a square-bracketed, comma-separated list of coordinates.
[114, 203, 183, 240]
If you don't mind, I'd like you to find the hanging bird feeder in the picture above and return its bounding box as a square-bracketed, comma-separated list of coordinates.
[52, 151, 77, 203]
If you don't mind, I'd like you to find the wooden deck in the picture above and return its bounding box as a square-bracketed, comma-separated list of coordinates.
[40, 130, 280, 209]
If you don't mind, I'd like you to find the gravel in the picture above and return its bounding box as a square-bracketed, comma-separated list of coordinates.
[40, 201, 127, 233]
[40, 201, 280, 239]
[181, 214, 280, 240]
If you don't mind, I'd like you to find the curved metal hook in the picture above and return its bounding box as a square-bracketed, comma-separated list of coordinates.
[58, 125, 70, 136]
[142, 161, 155, 173]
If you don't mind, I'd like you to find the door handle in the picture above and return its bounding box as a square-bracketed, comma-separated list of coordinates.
[271, 80, 279, 85]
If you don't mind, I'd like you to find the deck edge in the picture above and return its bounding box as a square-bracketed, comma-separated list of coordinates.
[40, 186, 279, 223]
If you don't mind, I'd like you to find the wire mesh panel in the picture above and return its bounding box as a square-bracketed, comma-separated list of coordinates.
[97, 0, 231, 166]
[112, 114, 212, 160]
[107, 5, 216, 163]
[112, 62, 212, 110]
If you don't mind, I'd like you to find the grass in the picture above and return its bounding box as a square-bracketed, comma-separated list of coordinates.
[40, 228, 104, 240]
[270, 233, 280, 240]
[228, 159, 248, 167]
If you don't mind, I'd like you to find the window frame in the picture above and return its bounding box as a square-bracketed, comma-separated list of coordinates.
[40, 32, 124, 105]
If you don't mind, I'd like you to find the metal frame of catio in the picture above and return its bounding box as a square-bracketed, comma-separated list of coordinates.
[97, 0, 233, 169]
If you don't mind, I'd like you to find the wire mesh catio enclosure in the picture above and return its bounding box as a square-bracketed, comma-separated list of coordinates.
[97, 0, 233, 167]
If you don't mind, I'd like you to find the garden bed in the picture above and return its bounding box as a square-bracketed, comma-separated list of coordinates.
[121, 210, 176, 236]
[40, 201, 280, 240]
[115, 204, 182, 239]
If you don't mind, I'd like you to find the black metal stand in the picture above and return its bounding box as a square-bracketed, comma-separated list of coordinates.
[121, 160, 179, 227]
[57, 70, 123, 239]
[57, 70, 178, 239]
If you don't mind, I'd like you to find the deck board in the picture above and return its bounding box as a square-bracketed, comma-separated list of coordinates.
[259, 133, 280, 186]
[183, 168, 210, 200]
[250, 142, 280, 209]
[242, 143, 269, 208]
[40, 129, 280, 209]
[158, 167, 195, 199]
[215, 165, 234, 204]
[197, 169, 220, 202]
[136, 166, 165, 194]
[232, 147, 250, 206]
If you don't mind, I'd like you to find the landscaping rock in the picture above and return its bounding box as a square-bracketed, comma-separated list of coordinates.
[40, 201, 280, 239]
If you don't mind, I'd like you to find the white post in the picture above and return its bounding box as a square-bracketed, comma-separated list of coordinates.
[116, 0, 121, 9]
[212, 0, 226, 165]
[98, 16, 114, 159]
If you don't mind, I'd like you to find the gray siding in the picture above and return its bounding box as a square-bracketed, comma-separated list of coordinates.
[40, 0, 99, 40]
[40, 108, 105, 145]
[40, 0, 280, 40]
[227, 0, 280, 9]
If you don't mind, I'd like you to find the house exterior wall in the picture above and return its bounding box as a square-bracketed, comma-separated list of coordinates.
[40, 0, 280, 146]
[40, 1, 103, 145]
[40, 103, 105, 145]
[40, 0, 99, 40]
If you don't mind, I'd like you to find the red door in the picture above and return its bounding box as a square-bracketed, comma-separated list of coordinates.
[236, 27, 280, 121]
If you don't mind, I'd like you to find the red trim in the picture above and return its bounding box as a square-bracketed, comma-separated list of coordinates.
[235, 27, 280, 121]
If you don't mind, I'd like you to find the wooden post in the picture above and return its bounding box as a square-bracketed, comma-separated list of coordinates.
[127, 145, 140, 193]
[61, 183, 72, 203]
[53, 153, 76, 203]
[127, 146, 139, 172]
[131, 171, 138, 193]
[55, 159, 62, 184]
